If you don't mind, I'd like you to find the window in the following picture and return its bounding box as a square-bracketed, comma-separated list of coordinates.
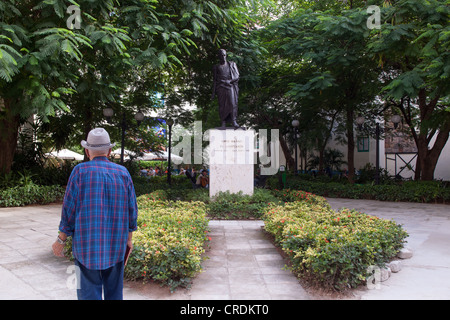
[357, 136, 369, 152]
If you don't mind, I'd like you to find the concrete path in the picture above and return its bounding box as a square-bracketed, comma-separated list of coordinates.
[0, 199, 449, 300]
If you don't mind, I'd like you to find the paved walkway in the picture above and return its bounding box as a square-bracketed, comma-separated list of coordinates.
[0, 199, 449, 300]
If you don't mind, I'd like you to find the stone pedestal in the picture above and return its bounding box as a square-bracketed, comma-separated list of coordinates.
[209, 129, 255, 198]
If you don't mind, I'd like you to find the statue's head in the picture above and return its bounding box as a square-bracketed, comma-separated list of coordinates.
[218, 49, 227, 63]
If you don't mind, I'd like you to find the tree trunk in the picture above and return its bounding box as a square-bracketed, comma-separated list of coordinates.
[346, 108, 355, 183]
[417, 128, 450, 181]
[414, 153, 421, 181]
[0, 98, 21, 174]
[279, 135, 295, 170]
[400, 91, 450, 181]
[82, 106, 93, 162]
[318, 147, 325, 174]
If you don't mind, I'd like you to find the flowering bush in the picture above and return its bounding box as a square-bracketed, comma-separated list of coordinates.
[270, 189, 330, 209]
[138, 189, 169, 203]
[125, 197, 210, 291]
[263, 201, 408, 290]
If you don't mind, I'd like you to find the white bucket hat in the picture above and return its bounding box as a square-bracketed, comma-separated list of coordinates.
[81, 128, 116, 150]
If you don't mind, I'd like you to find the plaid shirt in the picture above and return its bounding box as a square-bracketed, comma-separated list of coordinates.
[59, 157, 138, 270]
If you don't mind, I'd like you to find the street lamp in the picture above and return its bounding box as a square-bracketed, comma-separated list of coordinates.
[166, 118, 174, 186]
[292, 119, 299, 175]
[103, 107, 114, 123]
[102, 107, 144, 165]
[356, 115, 365, 131]
[391, 115, 401, 129]
[135, 110, 145, 126]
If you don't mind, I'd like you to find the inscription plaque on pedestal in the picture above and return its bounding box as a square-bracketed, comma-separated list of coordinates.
[209, 129, 255, 198]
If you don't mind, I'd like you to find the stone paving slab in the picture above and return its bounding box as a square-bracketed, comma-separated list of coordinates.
[186, 220, 309, 300]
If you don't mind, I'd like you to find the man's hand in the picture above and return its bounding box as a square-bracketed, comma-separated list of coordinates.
[52, 233, 67, 257]
[52, 241, 65, 257]
[127, 232, 133, 251]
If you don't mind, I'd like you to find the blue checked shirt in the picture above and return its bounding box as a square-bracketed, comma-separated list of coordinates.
[59, 157, 138, 270]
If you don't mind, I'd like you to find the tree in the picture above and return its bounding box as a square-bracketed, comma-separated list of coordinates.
[256, 5, 383, 182]
[0, 0, 97, 173]
[0, 0, 248, 173]
[242, 0, 449, 183]
[369, 0, 450, 180]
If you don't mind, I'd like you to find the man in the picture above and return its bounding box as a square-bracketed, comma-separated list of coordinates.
[212, 49, 240, 129]
[196, 169, 209, 188]
[52, 128, 138, 300]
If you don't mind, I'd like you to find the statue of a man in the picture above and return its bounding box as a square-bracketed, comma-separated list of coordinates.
[212, 49, 240, 129]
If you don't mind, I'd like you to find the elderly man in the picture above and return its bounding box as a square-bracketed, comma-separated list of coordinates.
[52, 128, 138, 300]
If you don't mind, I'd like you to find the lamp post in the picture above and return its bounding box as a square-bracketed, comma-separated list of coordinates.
[391, 115, 401, 129]
[356, 115, 402, 185]
[166, 118, 174, 187]
[103, 107, 145, 165]
[292, 119, 299, 175]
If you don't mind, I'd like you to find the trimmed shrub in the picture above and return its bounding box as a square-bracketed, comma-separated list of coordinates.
[267, 176, 450, 204]
[207, 189, 281, 219]
[263, 201, 408, 290]
[124, 197, 210, 291]
[269, 189, 331, 209]
[0, 184, 65, 207]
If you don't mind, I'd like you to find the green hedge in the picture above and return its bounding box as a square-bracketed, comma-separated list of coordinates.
[0, 184, 65, 207]
[124, 196, 210, 292]
[263, 192, 408, 290]
[133, 175, 193, 196]
[142, 188, 282, 219]
[267, 175, 450, 204]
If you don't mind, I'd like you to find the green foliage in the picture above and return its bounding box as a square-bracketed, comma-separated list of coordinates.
[0, 167, 66, 207]
[269, 189, 330, 209]
[125, 197, 210, 292]
[137, 187, 282, 219]
[356, 163, 391, 184]
[0, 183, 65, 207]
[1, 0, 256, 173]
[207, 189, 281, 219]
[263, 200, 408, 290]
[132, 175, 193, 196]
[268, 175, 450, 204]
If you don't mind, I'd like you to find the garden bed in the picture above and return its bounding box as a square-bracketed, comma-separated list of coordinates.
[124, 197, 211, 292]
[124, 188, 408, 292]
[262, 191, 409, 291]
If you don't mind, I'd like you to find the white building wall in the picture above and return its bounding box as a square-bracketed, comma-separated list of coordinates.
[276, 131, 450, 181]
[430, 134, 450, 181]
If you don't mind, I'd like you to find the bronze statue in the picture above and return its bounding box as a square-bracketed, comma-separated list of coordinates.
[212, 49, 241, 129]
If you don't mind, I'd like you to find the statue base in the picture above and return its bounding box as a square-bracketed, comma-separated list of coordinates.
[209, 129, 254, 198]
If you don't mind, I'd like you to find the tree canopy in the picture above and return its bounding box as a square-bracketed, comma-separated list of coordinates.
[1, 0, 448, 181]
[0, 0, 254, 172]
